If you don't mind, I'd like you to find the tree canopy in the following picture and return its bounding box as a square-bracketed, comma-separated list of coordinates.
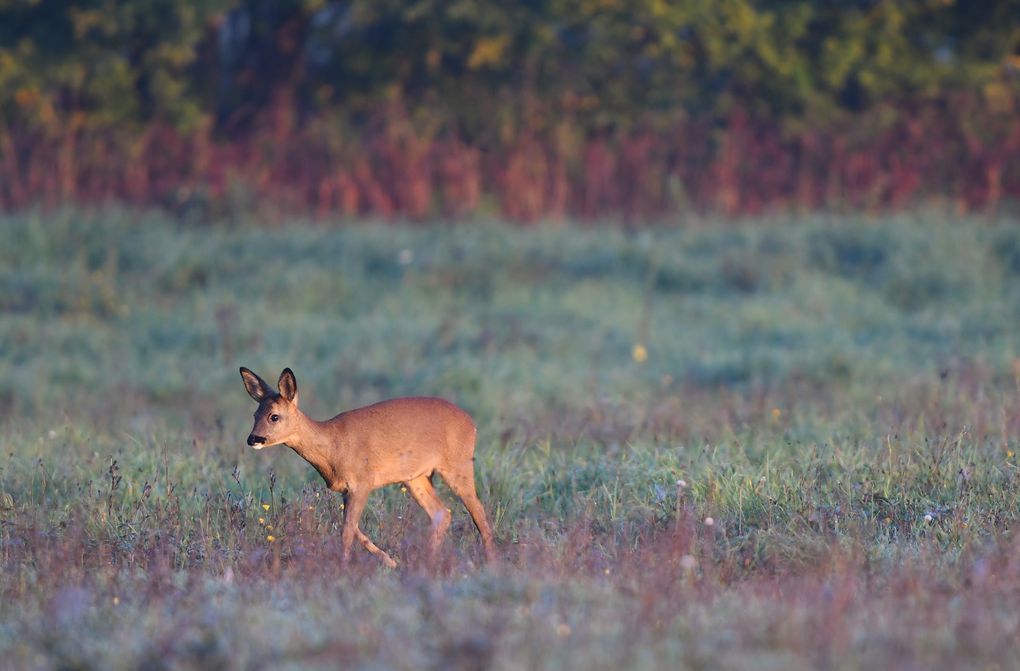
[4, 0, 1017, 131]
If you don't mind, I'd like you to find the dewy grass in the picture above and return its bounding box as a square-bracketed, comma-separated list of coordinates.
[2, 208, 1020, 669]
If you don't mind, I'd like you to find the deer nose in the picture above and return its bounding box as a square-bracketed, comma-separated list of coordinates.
[247, 434, 266, 447]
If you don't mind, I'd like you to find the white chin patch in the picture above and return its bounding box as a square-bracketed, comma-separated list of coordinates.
[251, 443, 266, 450]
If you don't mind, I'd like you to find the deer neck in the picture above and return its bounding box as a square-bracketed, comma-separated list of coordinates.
[283, 411, 339, 485]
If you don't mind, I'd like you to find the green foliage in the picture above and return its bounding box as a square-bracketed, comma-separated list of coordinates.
[0, 0, 228, 130]
[2, 0, 1018, 134]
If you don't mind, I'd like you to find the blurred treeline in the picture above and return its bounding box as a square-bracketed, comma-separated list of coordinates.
[1, 0, 1019, 221]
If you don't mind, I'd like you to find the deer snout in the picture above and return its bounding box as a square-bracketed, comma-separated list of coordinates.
[247, 434, 267, 448]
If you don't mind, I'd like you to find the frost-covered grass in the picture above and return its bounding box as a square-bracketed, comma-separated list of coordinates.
[2, 208, 1020, 669]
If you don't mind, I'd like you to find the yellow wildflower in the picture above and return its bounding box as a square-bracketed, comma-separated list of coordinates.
[632, 343, 648, 363]
[266, 535, 275, 542]
[262, 503, 270, 511]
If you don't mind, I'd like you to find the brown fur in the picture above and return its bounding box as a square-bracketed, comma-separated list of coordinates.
[239, 367, 496, 568]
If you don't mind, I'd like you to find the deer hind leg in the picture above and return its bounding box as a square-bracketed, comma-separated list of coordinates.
[438, 463, 496, 562]
[405, 474, 451, 561]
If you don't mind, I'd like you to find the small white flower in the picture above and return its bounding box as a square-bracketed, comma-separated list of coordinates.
[924, 514, 933, 523]
[704, 517, 715, 527]
[679, 554, 697, 571]
[676, 479, 687, 489]
[48, 430, 57, 439]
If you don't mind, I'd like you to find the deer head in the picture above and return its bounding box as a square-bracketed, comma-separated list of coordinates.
[239, 367, 301, 449]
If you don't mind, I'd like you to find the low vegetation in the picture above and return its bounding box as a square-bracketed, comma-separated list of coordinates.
[2, 209, 1020, 669]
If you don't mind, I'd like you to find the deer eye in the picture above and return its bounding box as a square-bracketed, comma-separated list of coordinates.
[270, 414, 281, 423]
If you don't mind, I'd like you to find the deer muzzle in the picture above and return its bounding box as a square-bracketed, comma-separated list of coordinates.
[247, 434, 267, 448]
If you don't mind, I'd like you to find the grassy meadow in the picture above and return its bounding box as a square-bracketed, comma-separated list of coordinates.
[2, 209, 1020, 670]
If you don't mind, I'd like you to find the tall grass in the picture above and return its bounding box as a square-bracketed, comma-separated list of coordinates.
[4, 96, 1019, 220]
[2, 209, 1020, 669]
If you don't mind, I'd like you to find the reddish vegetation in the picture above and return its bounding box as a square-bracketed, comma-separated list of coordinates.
[2, 94, 1018, 221]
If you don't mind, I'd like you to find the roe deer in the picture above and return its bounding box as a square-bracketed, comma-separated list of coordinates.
[239, 367, 496, 568]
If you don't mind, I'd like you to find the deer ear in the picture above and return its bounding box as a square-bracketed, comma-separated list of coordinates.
[240, 367, 271, 402]
[278, 368, 298, 404]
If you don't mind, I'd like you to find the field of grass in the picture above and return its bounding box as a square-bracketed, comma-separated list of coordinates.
[3, 209, 1020, 670]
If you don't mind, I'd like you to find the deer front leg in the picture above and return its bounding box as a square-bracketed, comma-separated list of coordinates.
[355, 526, 398, 568]
[341, 490, 397, 568]
[340, 489, 368, 567]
